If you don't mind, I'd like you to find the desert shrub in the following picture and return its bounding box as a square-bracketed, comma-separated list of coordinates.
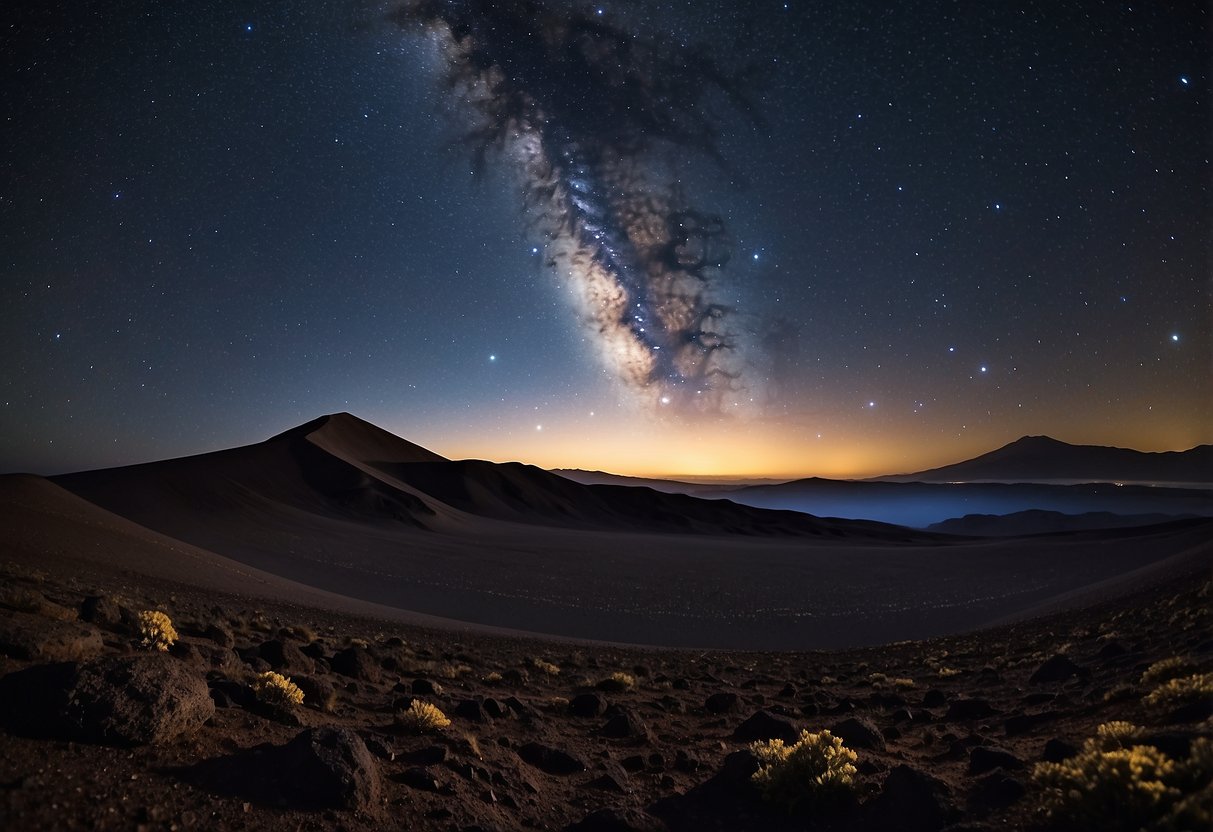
[750, 730, 858, 812]
[868, 672, 915, 689]
[531, 658, 561, 676]
[436, 662, 472, 679]
[483, 671, 503, 684]
[138, 610, 178, 651]
[1142, 657, 1198, 687]
[397, 700, 451, 733]
[252, 671, 304, 707]
[1143, 673, 1213, 717]
[1032, 722, 1213, 831]
[598, 671, 635, 691]
[283, 624, 317, 642]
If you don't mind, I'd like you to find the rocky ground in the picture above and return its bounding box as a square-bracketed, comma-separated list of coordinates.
[0, 557, 1209, 832]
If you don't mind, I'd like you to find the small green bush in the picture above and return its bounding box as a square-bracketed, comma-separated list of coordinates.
[138, 610, 178, 651]
[750, 729, 858, 812]
[1032, 722, 1212, 831]
[252, 671, 304, 706]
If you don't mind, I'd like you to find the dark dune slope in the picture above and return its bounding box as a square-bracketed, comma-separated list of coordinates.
[57, 413, 930, 542]
[57, 414, 438, 530]
[373, 458, 927, 539]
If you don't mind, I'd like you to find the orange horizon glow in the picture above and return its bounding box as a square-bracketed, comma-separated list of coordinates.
[396, 412, 1211, 481]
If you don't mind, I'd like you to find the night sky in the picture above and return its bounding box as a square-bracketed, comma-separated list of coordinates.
[3, 0, 1209, 478]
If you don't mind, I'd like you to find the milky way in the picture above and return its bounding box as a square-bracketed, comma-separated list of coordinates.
[393, 0, 764, 411]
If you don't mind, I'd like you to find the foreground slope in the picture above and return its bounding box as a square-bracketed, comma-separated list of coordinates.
[0, 545, 1208, 832]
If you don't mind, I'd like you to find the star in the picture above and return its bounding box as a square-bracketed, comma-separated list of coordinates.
[1170, 334, 1180, 343]
[1180, 76, 1190, 86]
[489, 354, 497, 361]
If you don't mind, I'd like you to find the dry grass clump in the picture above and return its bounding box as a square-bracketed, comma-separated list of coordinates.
[397, 700, 451, 733]
[483, 671, 503, 684]
[530, 658, 561, 676]
[1032, 722, 1212, 831]
[1143, 673, 1213, 717]
[1141, 656, 1198, 687]
[868, 672, 915, 690]
[750, 730, 858, 812]
[137, 610, 178, 651]
[252, 671, 304, 707]
[283, 624, 317, 642]
[436, 662, 472, 680]
[597, 671, 636, 692]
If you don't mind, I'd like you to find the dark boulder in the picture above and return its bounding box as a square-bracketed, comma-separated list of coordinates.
[1029, 654, 1087, 685]
[570, 692, 607, 717]
[731, 710, 799, 743]
[518, 742, 586, 775]
[601, 706, 650, 741]
[944, 698, 998, 721]
[968, 746, 1023, 774]
[258, 639, 314, 673]
[564, 808, 665, 831]
[0, 612, 104, 661]
[330, 646, 381, 682]
[864, 765, 956, 832]
[284, 727, 380, 810]
[831, 716, 885, 750]
[704, 692, 740, 714]
[184, 726, 380, 812]
[1, 654, 213, 745]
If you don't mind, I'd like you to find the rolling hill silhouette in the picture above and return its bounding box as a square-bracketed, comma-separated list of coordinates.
[57, 413, 921, 541]
[2, 412, 1202, 649]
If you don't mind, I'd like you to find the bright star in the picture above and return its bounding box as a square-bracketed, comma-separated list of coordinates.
[1171, 334, 1180, 342]
[980, 366, 987, 373]
[244, 23, 253, 32]
[1180, 76, 1190, 86]
[489, 354, 497, 361]
[868, 401, 875, 408]
[752, 252, 760, 261]
[660, 396, 670, 405]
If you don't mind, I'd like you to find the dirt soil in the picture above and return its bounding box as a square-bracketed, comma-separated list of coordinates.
[0, 554, 1209, 831]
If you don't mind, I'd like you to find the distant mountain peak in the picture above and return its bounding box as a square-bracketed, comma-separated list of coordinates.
[1009, 435, 1066, 446]
[878, 435, 1211, 484]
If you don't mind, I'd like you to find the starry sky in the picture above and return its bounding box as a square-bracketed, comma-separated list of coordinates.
[2, 0, 1209, 478]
